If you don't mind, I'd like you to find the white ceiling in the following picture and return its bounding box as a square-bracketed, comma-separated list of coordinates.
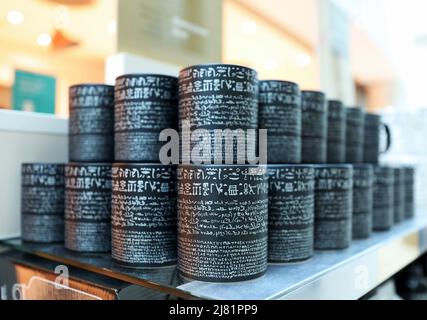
[0, 0, 117, 58]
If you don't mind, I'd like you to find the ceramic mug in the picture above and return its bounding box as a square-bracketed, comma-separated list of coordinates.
[364, 113, 392, 164]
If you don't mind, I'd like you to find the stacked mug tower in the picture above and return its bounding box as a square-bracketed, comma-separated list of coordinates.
[20, 64, 416, 284]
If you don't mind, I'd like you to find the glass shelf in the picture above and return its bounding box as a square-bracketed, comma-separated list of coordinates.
[2, 213, 427, 300]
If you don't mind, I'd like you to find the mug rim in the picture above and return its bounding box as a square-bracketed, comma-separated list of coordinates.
[179, 63, 258, 75]
[115, 73, 178, 81]
[113, 163, 177, 167]
[328, 99, 344, 105]
[69, 83, 114, 90]
[259, 79, 299, 87]
[22, 162, 65, 167]
[267, 164, 315, 169]
[346, 106, 364, 112]
[301, 89, 325, 96]
[312, 164, 353, 169]
[66, 162, 113, 167]
[365, 112, 381, 118]
[178, 164, 268, 168]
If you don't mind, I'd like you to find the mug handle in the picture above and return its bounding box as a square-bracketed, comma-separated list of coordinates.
[380, 123, 392, 154]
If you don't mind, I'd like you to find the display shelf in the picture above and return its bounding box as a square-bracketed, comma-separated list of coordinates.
[0, 239, 196, 300]
[179, 214, 427, 300]
[1, 213, 427, 300]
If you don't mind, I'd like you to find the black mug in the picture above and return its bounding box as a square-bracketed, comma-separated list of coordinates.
[327, 100, 346, 163]
[21, 163, 65, 243]
[114, 74, 179, 162]
[345, 107, 365, 163]
[65, 163, 112, 253]
[177, 164, 268, 282]
[364, 113, 392, 164]
[313, 164, 353, 250]
[259, 80, 301, 164]
[393, 167, 405, 224]
[352, 164, 374, 239]
[404, 166, 416, 219]
[301, 91, 328, 164]
[372, 166, 394, 231]
[111, 164, 177, 268]
[267, 165, 315, 263]
[179, 64, 259, 164]
[68, 84, 115, 162]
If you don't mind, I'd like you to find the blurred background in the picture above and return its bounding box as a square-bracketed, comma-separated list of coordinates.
[0, 0, 427, 225]
[1, 0, 427, 114]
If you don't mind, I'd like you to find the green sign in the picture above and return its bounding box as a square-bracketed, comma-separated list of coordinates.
[12, 70, 56, 114]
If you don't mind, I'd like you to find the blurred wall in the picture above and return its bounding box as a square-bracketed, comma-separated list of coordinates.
[332, 0, 399, 109]
[366, 82, 397, 112]
[0, 42, 105, 116]
[223, 0, 319, 89]
[226, 0, 399, 108]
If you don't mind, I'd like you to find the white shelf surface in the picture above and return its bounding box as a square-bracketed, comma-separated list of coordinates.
[178, 214, 427, 300]
[0, 109, 67, 134]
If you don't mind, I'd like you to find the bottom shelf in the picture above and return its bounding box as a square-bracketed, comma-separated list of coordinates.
[179, 214, 427, 300]
[1, 214, 427, 300]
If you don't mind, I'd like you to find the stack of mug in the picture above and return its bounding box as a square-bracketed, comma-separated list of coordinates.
[110, 74, 178, 268]
[261, 88, 353, 258]
[177, 64, 269, 282]
[65, 79, 179, 267]
[322, 101, 416, 241]
[21, 163, 65, 243]
[362, 113, 415, 233]
[20, 84, 116, 247]
[259, 82, 317, 263]
[65, 84, 114, 252]
[304, 94, 354, 250]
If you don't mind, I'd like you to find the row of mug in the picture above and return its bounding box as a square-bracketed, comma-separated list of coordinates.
[69, 64, 388, 165]
[21, 162, 414, 282]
